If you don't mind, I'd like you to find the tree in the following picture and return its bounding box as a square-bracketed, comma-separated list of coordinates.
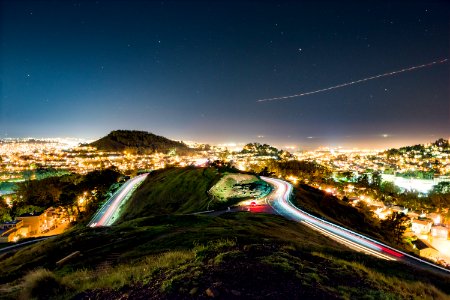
[0, 198, 12, 222]
[380, 212, 409, 244]
[357, 174, 370, 188]
[258, 167, 274, 177]
[380, 181, 399, 195]
[371, 172, 382, 188]
[428, 192, 450, 211]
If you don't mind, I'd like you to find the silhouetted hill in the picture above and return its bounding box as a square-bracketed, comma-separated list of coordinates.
[89, 130, 191, 154]
[240, 142, 292, 159]
[384, 138, 450, 157]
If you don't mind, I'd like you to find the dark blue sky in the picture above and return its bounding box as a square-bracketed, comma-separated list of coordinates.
[1, 0, 449, 148]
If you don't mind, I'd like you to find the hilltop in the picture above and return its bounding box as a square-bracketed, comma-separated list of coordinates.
[240, 142, 292, 159]
[89, 130, 192, 154]
[119, 167, 220, 221]
[384, 138, 450, 157]
[119, 167, 270, 222]
[0, 167, 449, 299]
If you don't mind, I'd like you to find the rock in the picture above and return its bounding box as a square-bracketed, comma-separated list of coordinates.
[206, 287, 219, 297]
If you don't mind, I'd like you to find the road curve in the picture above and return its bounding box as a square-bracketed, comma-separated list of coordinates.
[261, 176, 450, 276]
[88, 173, 148, 227]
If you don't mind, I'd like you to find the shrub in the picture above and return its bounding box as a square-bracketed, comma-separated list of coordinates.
[20, 268, 72, 300]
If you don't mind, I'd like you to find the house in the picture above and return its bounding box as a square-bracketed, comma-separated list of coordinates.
[391, 206, 408, 214]
[407, 211, 420, 219]
[16, 211, 47, 235]
[431, 225, 448, 239]
[427, 213, 441, 225]
[411, 219, 432, 235]
[412, 239, 440, 261]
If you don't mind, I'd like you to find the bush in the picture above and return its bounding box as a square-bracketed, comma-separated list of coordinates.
[20, 268, 72, 300]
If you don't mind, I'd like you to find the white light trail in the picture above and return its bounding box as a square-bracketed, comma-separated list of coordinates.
[257, 58, 448, 102]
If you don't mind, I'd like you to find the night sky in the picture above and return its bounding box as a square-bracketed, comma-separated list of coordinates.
[1, 0, 449, 149]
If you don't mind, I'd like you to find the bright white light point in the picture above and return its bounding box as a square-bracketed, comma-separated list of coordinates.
[382, 134, 388, 138]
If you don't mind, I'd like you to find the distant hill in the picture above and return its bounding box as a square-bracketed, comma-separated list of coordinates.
[384, 138, 450, 157]
[240, 142, 292, 159]
[89, 130, 191, 154]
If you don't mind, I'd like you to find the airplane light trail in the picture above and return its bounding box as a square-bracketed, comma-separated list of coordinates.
[257, 58, 448, 102]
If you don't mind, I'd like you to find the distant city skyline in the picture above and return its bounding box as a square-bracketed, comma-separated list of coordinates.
[1, 1, 449, 148]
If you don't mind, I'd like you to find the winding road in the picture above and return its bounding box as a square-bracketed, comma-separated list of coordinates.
[261, 176, 450, 276]
[88, 173, 148, 227]
[85, 171, 449, 275]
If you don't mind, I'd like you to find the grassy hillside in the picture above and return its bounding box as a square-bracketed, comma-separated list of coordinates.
[0, 214, 449, 299]
[120, 167, 221, 221]
[293, 184, 387, 241]
[89, 130, 191, 154]
[1, 169, 449, 299]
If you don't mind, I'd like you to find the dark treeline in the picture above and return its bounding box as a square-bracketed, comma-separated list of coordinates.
[385, 138, 450, 158]
[240, 143, 292, 159]
[1, 167, 121, 223]
[261, 160, 331, 184]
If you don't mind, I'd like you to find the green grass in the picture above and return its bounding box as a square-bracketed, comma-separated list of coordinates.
[19, 268, 73, 300]
[119, 167, 221, 221]
[0, 213, 449, 299]
[62, 250, 194, 292]
[209, 173, 271, 201]
[293, 184, 386, 241]
[119, 166, 271, 222]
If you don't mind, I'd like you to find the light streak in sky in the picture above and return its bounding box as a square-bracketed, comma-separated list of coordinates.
[257, 58, 448, 102]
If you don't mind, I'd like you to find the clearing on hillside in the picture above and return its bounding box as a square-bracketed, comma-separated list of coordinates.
[209, 173, 272, 201]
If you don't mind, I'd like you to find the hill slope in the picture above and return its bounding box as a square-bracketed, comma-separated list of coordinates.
[1, 214, 449, 299]
[89, 130, 191, 154]
[120, 167, 272, 222]
[1, 168, 449, 299]
[119, 167, 220, 221]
